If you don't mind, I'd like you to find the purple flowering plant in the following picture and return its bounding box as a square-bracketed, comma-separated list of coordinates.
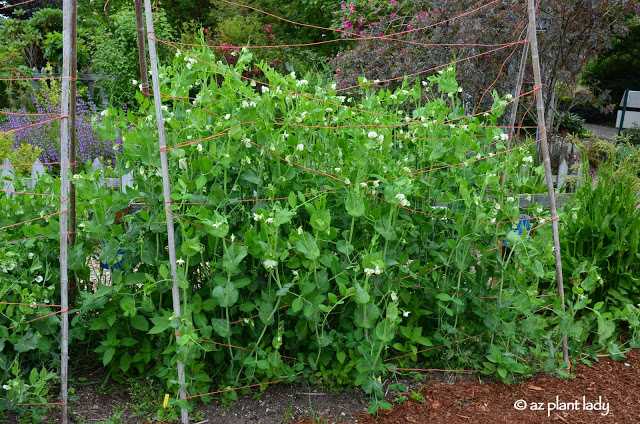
[0, 77, 122, 172]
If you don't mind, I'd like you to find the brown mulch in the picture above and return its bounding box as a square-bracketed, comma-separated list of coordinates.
[352, 350, 640, 424]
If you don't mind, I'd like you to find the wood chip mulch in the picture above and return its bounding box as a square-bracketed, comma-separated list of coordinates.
[355, 349, 640, 424]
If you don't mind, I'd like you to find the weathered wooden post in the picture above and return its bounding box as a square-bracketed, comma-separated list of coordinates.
[142, 1, 190, 422]
[59, 0, 72, 421]
[527, 0, 570, 369]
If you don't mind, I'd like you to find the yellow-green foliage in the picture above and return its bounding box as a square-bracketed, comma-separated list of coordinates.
[0, 134, 43, 177]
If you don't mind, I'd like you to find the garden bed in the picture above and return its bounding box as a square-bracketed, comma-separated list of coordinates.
[11, 349, 639, 423]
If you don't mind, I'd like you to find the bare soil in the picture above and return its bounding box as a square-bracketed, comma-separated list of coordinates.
[6, 350, 640, 423]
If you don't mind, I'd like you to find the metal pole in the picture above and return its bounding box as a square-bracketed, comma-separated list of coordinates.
[134, 0, 150, 100]
[527, 0, 570, 369]
[142, 1, 189, 422]
[59, 0, 71, 422]
[508, 35, 530, 144]
[69, 0, 78, 308]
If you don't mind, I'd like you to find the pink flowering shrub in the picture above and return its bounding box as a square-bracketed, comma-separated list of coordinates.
[332, 0, 408, 35]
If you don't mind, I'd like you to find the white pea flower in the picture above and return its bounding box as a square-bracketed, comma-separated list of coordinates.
[261, 86, 270, 93]
[296, 143, 304, 151]
[290, 71, 296, 79]
[100, 110, 108, 117]
[507, 196, 515, 202]
[197, 144, 203, 152]
[265, 218, 274, 224]
[334, 167, 341, 173]
[253, 213, 263, 221]
[296, 79, 308, 87]
[458, 87, 463, 92]
[390, 292, 398, 302]
[35, 275, 43, 283]
[344, 178, 351, 185]
[244, 138, 252, 148]
[250, 81, 257, 87]
[297, 227, 304, 235]
[263, 259, 277, 270]
[403, 310, 411, 317]
[28, 252, 34, 259]
[224, 114, 231, 120]
[364, 268, 376, 276]
[372, 180, 380, 188]
[176, 259, 185, 265]
[495, 203, 501, 210]
[360, 182, 367, 188]
[186, 109, 192, 113]
[368, 131, 378, 139]
[132, 79, 138, 85]
[500, 133, 509, 141]
[522, 156, 534, 163]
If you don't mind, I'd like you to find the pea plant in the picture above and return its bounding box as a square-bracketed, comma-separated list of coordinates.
[1, 40, 565, 415]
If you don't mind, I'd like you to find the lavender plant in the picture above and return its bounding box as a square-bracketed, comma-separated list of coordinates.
[0, 81, 121, 170]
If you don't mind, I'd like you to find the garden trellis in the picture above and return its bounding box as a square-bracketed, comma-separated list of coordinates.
[0, 0, 579, 422]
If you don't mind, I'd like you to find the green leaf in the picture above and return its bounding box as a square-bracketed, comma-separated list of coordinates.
[288, 192, 297, 208]
[292, 297, 304, 313]
[597, 316, 615, 345]
[120, 352, 132, 372]
[296, 233, 320, 260]
[223, 244, 248, 274]
[346, 190, 365, 217]
[354, 303, 380, 329]
[436, 293, 451, 302]
[497, 366, 508, 380]
[212, 284, 239, 308]
[202, 211, 229, 238]
[103, 347, 116, 366]
[310, 209, 331, 232]
[130, 315, 149, 332]
[354, 282, 370, 304]
[336, 351, 346, 364]
[211, 318, 232, 338]
[14, 332, 38, 353]
[148, 316, 171, 335]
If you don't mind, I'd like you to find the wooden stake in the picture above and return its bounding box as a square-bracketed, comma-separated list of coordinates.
[134, 0, 150, 100]
[527, 0, 570, 368]
[142, 1, 189, 422]
[69, 0, 78, 309]
[59, 0, 71, 422]
[508, 33, 529, 144]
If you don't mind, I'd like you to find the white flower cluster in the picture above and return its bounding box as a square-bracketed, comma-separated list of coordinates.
[364, 265, 382, 276]
[522, 156, 534, 163]
[395, 193, 410, 207]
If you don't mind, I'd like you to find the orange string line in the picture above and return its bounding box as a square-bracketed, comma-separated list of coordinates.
[0, 211, 64, 231]
[162, 36, 525, 51]
[213, 0, 502, 42]
[0, 0, 39, 10]
[7, 308, 69, 330]
[0, 117, 65, 137]
[331, 42, 527, 94]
